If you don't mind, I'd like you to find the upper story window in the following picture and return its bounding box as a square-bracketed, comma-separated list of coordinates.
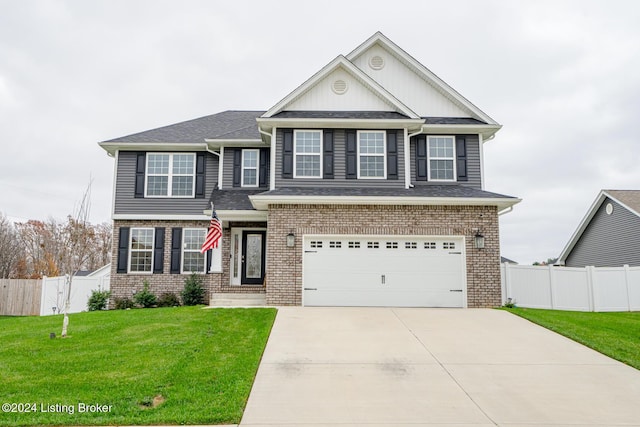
[182, 228, 207, 274]
[358, 131, 386, 178]
[242, 149, 259, 187]
[146, 153, 195, 197]
[428, 136, 456, 181]
[129, 228, 154, 273]
[294, 130, 322, 178]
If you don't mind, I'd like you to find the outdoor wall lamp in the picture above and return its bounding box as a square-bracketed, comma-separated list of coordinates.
[286, 233, 295, 248]
[474, 233, 485, 249]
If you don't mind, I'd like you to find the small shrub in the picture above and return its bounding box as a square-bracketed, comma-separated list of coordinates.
[181, 273, 206, 306]
[114, 297, 135, 310]
[157, 292, 181, 307]
[503, 298, 517, 309]
[134, 281, 158, 308]
[87, 290, 111, 311]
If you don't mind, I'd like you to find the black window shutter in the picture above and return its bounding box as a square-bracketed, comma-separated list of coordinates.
[345, 130, 357, 179]
[415, 135, 428, 181]
[282, 129, 294, 179]
[195, 153, 206, 198]
[386, 131, 398, 180]
[116, 227, 130, 273]
[170, 228, 182, 274]
[134, 153, 146, 198]
[259, 147, 269, 187]
[456, 136, 467, 181]
[232, 149, 241, 187]
[153, 228, 165, 274]
[323, 130, 334, 179]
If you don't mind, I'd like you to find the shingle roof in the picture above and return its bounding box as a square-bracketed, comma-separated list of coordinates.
[103, 110, 265, 143]
[255, 185, 516, 199]
[422, 117, 488, 125]
[209, 189, 266, 210]
[605, 190, 640, 215]
[271, 111, 411, 119]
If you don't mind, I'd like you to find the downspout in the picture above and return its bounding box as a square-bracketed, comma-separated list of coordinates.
[406, 126, 426, 189]
[498, 206, 514, 216]
[258, 127, 276, 191]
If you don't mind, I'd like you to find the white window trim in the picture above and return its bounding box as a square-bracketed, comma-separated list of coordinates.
[293, 130, 323, 179]
[181, 228, 207, 274]
[145, 152, 196, 198]
[427, 135, 457, 182]
[357, 130, 387, 179]
[241, 149, 259, 188]
[128, 227, 154, 274]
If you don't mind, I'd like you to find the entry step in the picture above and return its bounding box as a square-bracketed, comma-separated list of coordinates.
[209, 293, 266, 307]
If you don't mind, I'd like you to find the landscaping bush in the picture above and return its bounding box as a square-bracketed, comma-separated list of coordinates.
[181, 273, 206, 306]
[157, 292, 181, 307]
[114, 297, 135, 310]
[134, 281, 158, 308]
[87, 290, 111, 311]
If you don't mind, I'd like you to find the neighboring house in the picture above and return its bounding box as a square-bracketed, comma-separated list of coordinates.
[558, 190, 640, 267]
[99, 32, 520, 308]
[501, 256, 518, 265]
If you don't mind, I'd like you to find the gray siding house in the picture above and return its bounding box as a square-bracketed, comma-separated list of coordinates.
[558, 190, 640, 267]
[99, 32, 520, 308]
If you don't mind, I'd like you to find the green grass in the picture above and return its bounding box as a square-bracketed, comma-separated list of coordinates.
[0, 306, 276, 426]
[504, 308, 640, 370]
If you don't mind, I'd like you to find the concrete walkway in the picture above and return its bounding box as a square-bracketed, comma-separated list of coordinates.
[241, 307, 640, 426]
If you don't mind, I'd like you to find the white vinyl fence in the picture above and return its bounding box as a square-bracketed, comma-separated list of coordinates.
[40, 274, 110, 316]
[501, 263, 640, 312]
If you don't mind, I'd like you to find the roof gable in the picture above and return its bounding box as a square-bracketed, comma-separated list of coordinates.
[262, 55, 419, 119]
[558, 190, 640, 262]
[347, 32, 498, 124]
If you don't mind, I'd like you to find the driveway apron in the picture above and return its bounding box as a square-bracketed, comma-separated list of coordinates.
[241, 307, 640, 427]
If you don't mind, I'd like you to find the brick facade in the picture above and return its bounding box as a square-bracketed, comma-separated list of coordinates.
[112, 204, 501, 308]
[265, 204, 502, 308]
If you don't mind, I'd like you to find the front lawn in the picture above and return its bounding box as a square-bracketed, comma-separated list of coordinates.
[0, 306, 276, 426]
[504, 308, 640, 370]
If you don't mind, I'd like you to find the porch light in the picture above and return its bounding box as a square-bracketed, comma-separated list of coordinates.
[286, 233, 295, 248]
[474, 233, 485, 249]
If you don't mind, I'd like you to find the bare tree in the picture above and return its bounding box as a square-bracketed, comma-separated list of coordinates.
[0, 214, 23, 278]
[61, 180, 94, 337]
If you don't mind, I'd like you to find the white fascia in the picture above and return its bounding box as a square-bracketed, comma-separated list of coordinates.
[257, 117, 424, 133]
[203, 209, 268, 223]
[249, 195, 521, 212]
[98, 142, 207, 156]
[421, 124, 502, 141]
[205, 139, 265, 149]
[112, 214, 210, 221]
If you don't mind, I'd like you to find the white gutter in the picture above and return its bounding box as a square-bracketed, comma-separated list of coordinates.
[498, 206, 514, 216]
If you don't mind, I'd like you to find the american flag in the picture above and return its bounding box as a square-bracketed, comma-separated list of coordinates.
[200, 208, 222, 253]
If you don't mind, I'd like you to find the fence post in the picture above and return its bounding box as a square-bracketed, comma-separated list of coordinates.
[548, 265, 555, 309]
[40, 276, 47, 316]
[505, 262, 513, 304]
[624, 264, 632, 312]
[587, 266, 597, 312]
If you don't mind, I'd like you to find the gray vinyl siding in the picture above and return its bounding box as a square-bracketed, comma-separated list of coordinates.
[114, 151, 218, 215]
[221, 148, 270, 189]
[410, 134, 482, 189]
[565, 197, 640, 267]
[275, 128, 405, 188]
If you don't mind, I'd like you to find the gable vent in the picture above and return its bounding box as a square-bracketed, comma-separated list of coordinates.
[332, 79, 348, 95]
[369, 55, 385, 70]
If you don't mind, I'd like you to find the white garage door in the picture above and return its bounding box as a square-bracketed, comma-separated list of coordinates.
[303, 235, 466, 307]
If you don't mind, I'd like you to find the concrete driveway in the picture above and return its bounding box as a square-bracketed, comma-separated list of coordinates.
[241, 307, 640, 427]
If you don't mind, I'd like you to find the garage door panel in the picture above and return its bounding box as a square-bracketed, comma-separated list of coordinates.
[303, 236, 466, 308]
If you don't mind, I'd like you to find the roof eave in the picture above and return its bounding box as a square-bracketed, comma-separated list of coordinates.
[99, 141, 208, 156]
[420, 124, 502, 140]
[249, 194, 521, 211]
[257, 117, 425, 132]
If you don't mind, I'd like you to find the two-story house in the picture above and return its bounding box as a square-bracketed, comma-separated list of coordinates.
[99, 32, 520, 308]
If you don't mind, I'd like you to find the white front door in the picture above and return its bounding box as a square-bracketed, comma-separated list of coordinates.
[303, 236, 466, 307]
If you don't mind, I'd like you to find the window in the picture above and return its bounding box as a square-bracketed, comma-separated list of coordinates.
[310, 240, 323, 248]
[294, 130, 322, 178]
[146, 153, 196, 197]
[329, 241, 342, 248]
[443, 242, 456, 250]
[386, 242, 398, 249]
[242, 149, 259, 187]
[348, 241, 361, 249]
[358, 131, 386, 178]
[367, 241, 380, 249]
[182, 229, 207, 274]
[428, 136, 456, 181]
[405, 242, 417, 249]
[129, 228, 154, 273]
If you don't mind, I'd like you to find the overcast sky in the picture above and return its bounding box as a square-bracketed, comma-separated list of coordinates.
[1, 0, 639, 265]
